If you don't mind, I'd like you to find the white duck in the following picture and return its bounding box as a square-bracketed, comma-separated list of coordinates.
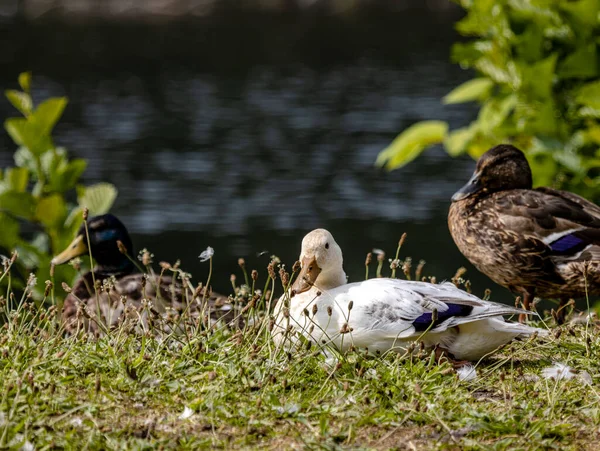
[273, 229, 547, 361]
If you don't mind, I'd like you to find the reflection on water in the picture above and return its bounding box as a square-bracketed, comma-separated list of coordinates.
[0, 3, 527, 302]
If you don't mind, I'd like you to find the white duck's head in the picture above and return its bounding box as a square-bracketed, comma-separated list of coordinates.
[291, 228, 347, 295]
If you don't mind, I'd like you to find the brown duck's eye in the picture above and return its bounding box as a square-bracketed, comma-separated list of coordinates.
[308, 266, 313, 271]
[325, 243, 329, 249]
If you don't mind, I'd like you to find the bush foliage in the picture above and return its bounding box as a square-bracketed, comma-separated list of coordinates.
[0, 73, 117, 299]
[377, 0, 600, 198]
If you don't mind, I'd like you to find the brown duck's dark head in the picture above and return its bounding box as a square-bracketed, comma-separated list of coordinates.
[451, 144, 533, 202]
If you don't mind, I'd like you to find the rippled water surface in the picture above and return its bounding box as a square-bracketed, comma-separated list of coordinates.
[0, 3, 520, 300]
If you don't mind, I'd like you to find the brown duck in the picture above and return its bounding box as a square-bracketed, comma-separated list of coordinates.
[448, 144, 600, 323]
[52, 214, 235, 334]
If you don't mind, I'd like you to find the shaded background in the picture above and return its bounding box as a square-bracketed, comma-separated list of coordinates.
[0, 0, 517, 301]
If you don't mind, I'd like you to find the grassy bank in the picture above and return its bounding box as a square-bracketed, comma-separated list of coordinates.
[0, 258, 599, 450]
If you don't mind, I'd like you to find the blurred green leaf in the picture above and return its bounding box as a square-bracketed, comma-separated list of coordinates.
[520, 54, 557, 99]
[478, 95, 517, 133]
[560, 0, 599, 29]
[444, 126, 475, 156]
[5, 90, 32, 116]
[18, 72, 31, 93]
[443, 78, 493, 104]
[5, 167, 29, 193]
[48, 159, 87, 193]
[558, 44, 598, 79]
[576, 80, 600, 109]
[376, 121, 448, 170]
[0, 191, 36, 220]
[4, 118, 52, 156]
[35, 194, 67, 228]
[77, 183, 118, 216]
[0, 212, 20, 249]
[515, 23, 546, 63]
[34, 97, 68, 135]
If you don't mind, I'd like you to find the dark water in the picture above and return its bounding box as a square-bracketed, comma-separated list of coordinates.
[0, 3, 523, 302]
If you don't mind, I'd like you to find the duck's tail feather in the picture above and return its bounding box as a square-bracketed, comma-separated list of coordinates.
[487, 318, 550, 337]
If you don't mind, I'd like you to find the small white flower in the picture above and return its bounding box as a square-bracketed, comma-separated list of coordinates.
[541, 363, 576, 381]
[274, 403, 299, 415]
[198, 247, 214, 262]
[26, 273, 37, 289]
[366, 368, 378, 378]
[322, 350, 338, 369]
[456, 364, 478, 382]
[372, 248, 385, 256]
[70, 417, 83, 427]
[9, 435, 33, 451]
[324, 355, 338, 368]
[579, 370, 593, 385]
[179, 406, 194, 420]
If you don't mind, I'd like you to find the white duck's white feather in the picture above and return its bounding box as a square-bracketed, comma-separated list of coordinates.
[273, 229, 547, 361]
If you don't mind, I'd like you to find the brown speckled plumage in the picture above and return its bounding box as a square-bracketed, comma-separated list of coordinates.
[54, 214, 237, 334]
[62, 271, 236, 335]
[449, 144, 600, 322]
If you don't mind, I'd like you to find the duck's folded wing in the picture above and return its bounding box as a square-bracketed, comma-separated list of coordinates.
[352, 280, 530, 338]
[532, 188, 600, 262]
[494, 189, 600, 263]
[536, 187, 600, 217]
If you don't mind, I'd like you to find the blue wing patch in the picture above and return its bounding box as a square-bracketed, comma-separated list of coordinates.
[412, 304, 473, 332]
[549, 233, 587, 254]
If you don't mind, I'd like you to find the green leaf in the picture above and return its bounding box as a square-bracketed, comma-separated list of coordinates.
[33, 97, 68, 135]
[0, 191, 36, 219]
[49, 159, 87, 193]
[515, 23, 546, 63]
[455, 0, 497, 36]
[444, 126, 475, 156]
[520, 54, 558, 100]
[4, 118, 52, 156]
[477, 95, 517, 133]
[376, 121, 448, 170]
[5, 90, 32, 116]
[18, 72, 31, 94]
[35, 194, 67, 227]
[77, 183, 118, 216]
[476, 58, 521, 87]
[560, 0, 599, 28]
[6, 167, 29, 192]
[576, 80, 600, 109]
[528, 100, 560, 135]
[450, 42, 483, 67]
[60, 160, 87, 189]
[443, 78, 493, 104]
[0, 212, 20, 249]
[558, 43, 597, 79]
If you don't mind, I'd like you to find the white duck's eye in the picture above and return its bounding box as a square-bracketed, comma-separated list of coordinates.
[325, 243, 329, 249]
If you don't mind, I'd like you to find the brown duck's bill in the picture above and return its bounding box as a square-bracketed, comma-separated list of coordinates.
[51, 235, 88, 266]
[291, 256, 321, 296]
[451, 172, 483, 202]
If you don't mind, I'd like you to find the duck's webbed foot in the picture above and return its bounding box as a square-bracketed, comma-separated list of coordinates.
[518, 291, 534, 323]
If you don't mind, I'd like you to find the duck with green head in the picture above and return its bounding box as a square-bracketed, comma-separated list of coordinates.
[52, 214, 234, 334]
[449, 144, 600, 323]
